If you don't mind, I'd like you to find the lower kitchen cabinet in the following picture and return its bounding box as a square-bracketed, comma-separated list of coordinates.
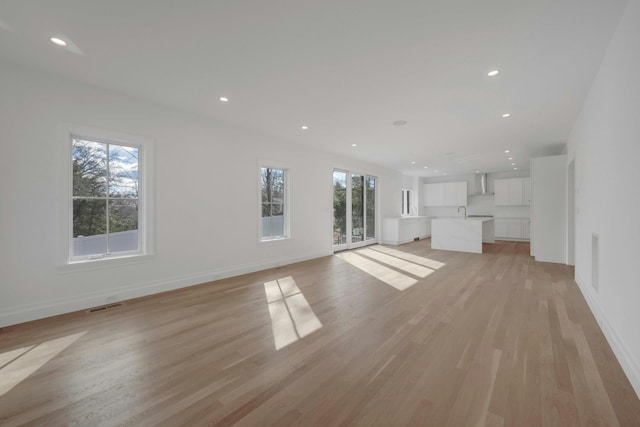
[382, 217, 431, 245]
[495, 218, 530, 240]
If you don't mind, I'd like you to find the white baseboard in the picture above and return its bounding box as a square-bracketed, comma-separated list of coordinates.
[575, 271, 640, 399]
[0, 251, 330, 328]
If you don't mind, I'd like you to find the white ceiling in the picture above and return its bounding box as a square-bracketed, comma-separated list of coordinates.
[0, 0, 629, 176]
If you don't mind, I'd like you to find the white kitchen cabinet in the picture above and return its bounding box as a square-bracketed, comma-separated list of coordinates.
[522, 177, 531, 205]
[494, 177, 529, 206]
[493, 179, 510, 205]
[508, 179, 523, 205]
[382, 217, 431, 245]
[423, 182, 467, 206]
[424, 183, 444, 206]
[521, 218, 530, 239]
[494, 217, 530, 240]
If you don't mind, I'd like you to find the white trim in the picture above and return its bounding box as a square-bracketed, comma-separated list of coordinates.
[575, 271, 640, 399]
[0, 251, 330, 328]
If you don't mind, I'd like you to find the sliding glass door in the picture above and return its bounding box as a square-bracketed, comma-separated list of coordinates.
[333, 170, 348, 250]
[333, 169, 377, 251]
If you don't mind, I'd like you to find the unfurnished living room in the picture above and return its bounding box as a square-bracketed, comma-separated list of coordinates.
[1, 1, 639, 426]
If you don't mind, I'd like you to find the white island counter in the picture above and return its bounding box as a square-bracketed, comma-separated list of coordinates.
[431, 217, 495, 254]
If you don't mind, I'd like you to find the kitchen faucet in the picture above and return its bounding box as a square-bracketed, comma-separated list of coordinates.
[458, 206, 467, 219]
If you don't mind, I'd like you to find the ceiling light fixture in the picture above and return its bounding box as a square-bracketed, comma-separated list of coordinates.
[514, 167, 518, 170]
[410, 161, 416, 165]
[504, 150, 510, 153]
[424, 166, 428, 169]
[219, 97, 229, 102]
[443, 173, 447, 176]
[508, 157, 513, 160]
[351, 143, 357, 147]
[502, 113, 511, 118]
[49, 37, 67, 47]
[487, 70, 500, 77]
[301, 125, 308, 130]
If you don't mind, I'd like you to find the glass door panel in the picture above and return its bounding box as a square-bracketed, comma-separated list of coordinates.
[351, 174, 365, 245]
[332, 170, 348, 250]
[365, 176, 376, 241]
[332, 169, 377, 252]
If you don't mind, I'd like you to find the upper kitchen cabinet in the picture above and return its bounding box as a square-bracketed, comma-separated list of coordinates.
[424, 182, 467, 206]
[494, 177, 530, 206]
[522, 177, 531, 205]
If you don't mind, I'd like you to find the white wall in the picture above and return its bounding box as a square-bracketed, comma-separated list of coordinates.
[566, 0, 640, 397]
[0, 61, 401, 327]
[530, 155, 567, 263]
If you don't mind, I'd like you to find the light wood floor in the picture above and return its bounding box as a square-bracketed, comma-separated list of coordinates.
[1, 240, 639, 426]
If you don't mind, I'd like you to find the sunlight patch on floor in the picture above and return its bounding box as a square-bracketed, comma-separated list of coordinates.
[356, 248, 435, 278]
[0, 331, 87, 396]
[336, 251, 418, 290]
[264, 277, 322, 350]
[369, 245, 446, 270]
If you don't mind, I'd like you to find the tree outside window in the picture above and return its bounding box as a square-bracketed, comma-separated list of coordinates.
[261, 167, 287, 240]
[72, 138, 140, 257]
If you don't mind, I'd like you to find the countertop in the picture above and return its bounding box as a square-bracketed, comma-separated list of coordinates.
[432, 217, 494, 222]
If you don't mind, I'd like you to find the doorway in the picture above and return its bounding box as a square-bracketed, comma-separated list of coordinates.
[333, 169, 377, 252]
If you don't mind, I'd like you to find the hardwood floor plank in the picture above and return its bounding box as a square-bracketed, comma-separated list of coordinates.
[1, 240, 638, 426]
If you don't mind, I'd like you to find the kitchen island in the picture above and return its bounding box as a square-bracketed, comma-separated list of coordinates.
[431, 217, 495, 254]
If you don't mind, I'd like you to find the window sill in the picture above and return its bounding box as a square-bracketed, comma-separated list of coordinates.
[259, 237, 291, 245]
[58, 253, 155, 273]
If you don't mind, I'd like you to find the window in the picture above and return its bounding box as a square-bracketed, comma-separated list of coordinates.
[402, 189, 411, 215]
[260, 166, 289, 241]
[71, 137, 143, 260]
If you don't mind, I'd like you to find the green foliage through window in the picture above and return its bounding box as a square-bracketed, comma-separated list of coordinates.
[72, 138, 140, 256]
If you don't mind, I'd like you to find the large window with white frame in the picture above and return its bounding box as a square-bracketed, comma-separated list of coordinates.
[260, 166, 289, 241]
[70, 137, 144, 260]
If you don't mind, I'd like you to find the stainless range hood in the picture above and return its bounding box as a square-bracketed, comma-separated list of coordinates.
[480, 173, 488, 194]
[470, 173, 492, 196]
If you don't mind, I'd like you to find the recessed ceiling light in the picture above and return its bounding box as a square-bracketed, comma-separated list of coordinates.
[351, 143, 357, 147]
[424, 166, 428, 169]
[504, 150, 510, 153]
[487, 70, 500, 77]
[219, 97, 229, 102]
[410, 161, 416, 165]
[502, 113, 511, 118]
[301, 125, 308, 130]
[49, 37, 67, 47]
[514, 167, 518, 170]
[393, 120, 407, 126]
[443, 173, 447, 176]
[508, 157, 513, 160]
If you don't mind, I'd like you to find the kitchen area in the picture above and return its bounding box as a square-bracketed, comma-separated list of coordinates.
[382, 171, 531, 254]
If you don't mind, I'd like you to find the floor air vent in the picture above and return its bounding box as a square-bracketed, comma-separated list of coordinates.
[86, 303, 125, 313]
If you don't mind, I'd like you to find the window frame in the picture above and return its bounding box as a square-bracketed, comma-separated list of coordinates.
[258, 162, 291, 243]
[60, 124, 154, 265]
